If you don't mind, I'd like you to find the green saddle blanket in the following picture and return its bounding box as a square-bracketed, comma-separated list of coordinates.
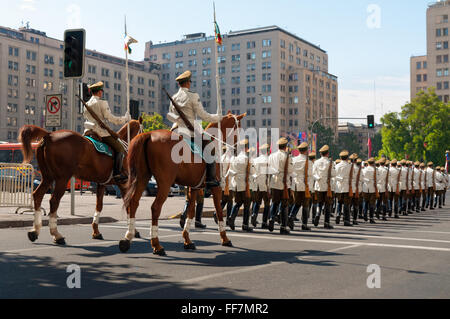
[85, 136, 113, 157]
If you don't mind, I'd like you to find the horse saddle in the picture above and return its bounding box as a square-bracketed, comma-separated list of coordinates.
[84, 133, 113, 158]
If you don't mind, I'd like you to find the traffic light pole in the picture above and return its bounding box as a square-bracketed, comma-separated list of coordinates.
[70, 78, 76, 216]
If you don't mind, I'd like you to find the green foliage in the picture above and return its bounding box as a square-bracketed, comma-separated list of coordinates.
[141, 113, 169, 133]
[336, 132, 362, 158]
[380, 88, 450, 165]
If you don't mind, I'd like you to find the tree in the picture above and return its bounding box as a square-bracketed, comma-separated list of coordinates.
[310, 122, 340, 158]
[336, 132, 361, 157]
[380, 88, 450, 165]
[141, 113, 169, 133]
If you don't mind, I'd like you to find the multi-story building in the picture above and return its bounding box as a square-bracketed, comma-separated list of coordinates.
[1, 25, 161, 142]
[410, 55, 428, 99]
[145, 25, 338, 136]
[410, 0, 450, 102]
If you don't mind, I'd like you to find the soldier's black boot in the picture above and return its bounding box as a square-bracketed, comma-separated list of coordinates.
[268, 203, 278, 232]
[251, 202, 260, 228]
[394, 201, 400, 219]
[280, 206, 290, 235]
[324, 206, 334, 230]
[370, 206, 376, 224]
[344, 206, 353, 227]
[113, 152, 128, 184]
[336, 202, 342, 225]
[228, 203, 241, 231]
[261, 205, 270, 229]
[195, 202, 206, 229]
[180, 200, 189, 229]
[289, 205, 301, 231]
[205, 162, 220, 188]
[301, 206, 311, 231]
[353, 204, 359, 225]
[242, 205, 253, 232]
[439, 194, 443, 209]
[382, 205, 388, 221]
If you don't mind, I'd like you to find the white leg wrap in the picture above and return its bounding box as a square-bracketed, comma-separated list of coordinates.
[184, 218, 192, 233]
[33, 209, 43, 233]
[218, 221, 226, 233]
[151, 225, 159, 239]
[49, 216, 57, 230]
[125, 218, 136, 241]
[93, 211, 101, 225]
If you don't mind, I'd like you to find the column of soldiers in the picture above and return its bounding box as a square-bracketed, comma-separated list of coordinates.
[213, 140, 449, 234]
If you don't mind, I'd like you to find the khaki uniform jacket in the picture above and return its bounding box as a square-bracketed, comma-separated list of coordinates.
[436, 172, 444, 191]
[268, 150, 292, 191]
[252, 154, 271, 192]
[167, 87, 220, 137]
[377, 166, 389, 193]
[335, 161, 353, 194]
[227, 151, 251, 193]
[220, 151, 233, 189]
[313, 157, 336, 192]
[399, 167, 408, 191]
[83, 95, 128, 138]
[362, 166, 378, 194]
[426, 167, 435, 188]
[388, 166, 400, 193]
[291, 154, 314, 192]
[413, 168, 421, 191]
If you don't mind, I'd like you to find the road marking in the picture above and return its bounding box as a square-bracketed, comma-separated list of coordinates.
[96, 243, 361, 299]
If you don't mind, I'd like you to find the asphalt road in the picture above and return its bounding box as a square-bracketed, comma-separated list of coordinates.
[1, 202, 450, 299]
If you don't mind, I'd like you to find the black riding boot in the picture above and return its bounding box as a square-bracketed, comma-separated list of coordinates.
[113, 152, 127, 184]
[205, 162, 220, 188]
[301, 206, 311, 231]
[289, 205, 301, 230]
[280, 206, 290, 235]
[261, 205, 270, 229]
[268, 203, 279, 232]
[324, 205, 334, 229]
[242, 205, 253, 232]
[251, 202, 260, 228]
[353, 204, 359, 225]
[369, 206, 376, 224]
[228, 203, 241, 231]
[344, 205, 353, 227]
[180, 200, 189, 229]
[195, 202, 206, 229]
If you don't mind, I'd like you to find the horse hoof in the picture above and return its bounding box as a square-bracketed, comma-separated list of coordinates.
[92, 234, 104, 240]
[153, 248, 166, 256]
[54, 237, 66, 246]
[27, 231, 38, 242]
[184, 243, 196, 251]
[119, 239, 131, 253]
[134, 231, 141, 239]
[222, 241, 233, 248]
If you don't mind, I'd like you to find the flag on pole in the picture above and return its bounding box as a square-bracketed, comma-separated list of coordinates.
[445, 151, 449, 173]
[368, 138, 373, 158]
[214, 21, 223, 46]
[124, 35, 138, 54]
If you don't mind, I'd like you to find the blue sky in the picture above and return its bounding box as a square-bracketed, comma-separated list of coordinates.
[3, 0, 431, 123]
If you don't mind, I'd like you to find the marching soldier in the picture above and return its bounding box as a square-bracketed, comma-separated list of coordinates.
[308, 152, 318, 223]
[83, 81, 131, 183]
[362, 158, 378, 224]
[250, 144, 271, 229]
[388, 159, 400, 218]
[349, 155, 361, 225]
[220, 145, 234, 224]
[435, 167, 444, 209]
[289, 142, 314, 231]
[179, 188, 207, 229]
[442, 166, 448, 206]
[312, 145, 336, 229]
[420, 163, 427, 211]
[335, 151, 354, 227]
[413, 161, 422, 213]
[399, 160, 409, 215]
[426, 162, 435, 210]
[227, 139, 253, 232]
[268, 138, 292, 235]
[377, 158, 389, 221]
[167, 70, 222, 188]
[407, 161, 415, 214]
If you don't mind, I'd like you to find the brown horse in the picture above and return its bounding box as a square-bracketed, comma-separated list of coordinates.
[19, 119, 143, 245]
[121, 112, 246, 255]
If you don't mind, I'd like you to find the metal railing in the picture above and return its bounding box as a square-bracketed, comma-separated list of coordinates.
[0, 163, 35, 214]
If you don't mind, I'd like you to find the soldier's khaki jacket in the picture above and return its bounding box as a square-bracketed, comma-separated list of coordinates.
[167, 87, 220, 137]
[335, 161, 353, 194]
[413, 168, 421, 191]
[227, 151, 251, 193]
[313, 157, 336, 192]
[377, 166, 389, 193]
[252, 154, 271, 192]
[399, 167, 408, 191]
[426, 167, 435, 188]
[268, 150, 292, 191]
[291, 154, 314, 192]
[83, 95, 128, 138]
[362, 166, 378, 194]
[388, 166, 400, 193]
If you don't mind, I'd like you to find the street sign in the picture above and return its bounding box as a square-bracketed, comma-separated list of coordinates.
[45, 94, 62, 128]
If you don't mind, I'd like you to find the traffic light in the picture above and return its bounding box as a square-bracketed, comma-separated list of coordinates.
[64, 29, 85, 78]
[78, 83, 91, 114]
[367, 115, 375, 129]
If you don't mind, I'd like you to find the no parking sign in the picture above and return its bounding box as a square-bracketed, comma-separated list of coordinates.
[45, 94, 62, 128]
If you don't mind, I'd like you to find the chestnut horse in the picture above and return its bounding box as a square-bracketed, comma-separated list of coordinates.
[121, 112, 246, 255]
[19, 119, 143, 245]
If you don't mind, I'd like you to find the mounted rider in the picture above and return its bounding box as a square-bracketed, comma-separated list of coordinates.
[83, 81, 131, 183]
[167, 70, 222, 188]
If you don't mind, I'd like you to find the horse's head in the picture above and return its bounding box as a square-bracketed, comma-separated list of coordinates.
[206, 111, 246, 143]
[118, 117, 144, 141]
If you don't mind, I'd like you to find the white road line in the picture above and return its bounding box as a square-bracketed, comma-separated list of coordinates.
[96, 243, 361, 299]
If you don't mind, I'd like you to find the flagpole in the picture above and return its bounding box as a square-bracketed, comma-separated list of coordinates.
[214, 2, 223, 181]
[125, 15, 131, 147]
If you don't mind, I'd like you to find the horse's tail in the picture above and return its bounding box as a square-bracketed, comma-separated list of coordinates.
[124, 133, 152, 209]
[18, 125, 50, 163]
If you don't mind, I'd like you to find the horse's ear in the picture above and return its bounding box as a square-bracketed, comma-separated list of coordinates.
[237, 113, 247, 120]
[227, 110, 232, 115]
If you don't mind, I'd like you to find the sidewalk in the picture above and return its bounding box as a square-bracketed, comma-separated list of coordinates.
[0, 192, 219, 229]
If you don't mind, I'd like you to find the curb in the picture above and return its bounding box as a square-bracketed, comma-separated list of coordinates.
[0, 217, 118, 229]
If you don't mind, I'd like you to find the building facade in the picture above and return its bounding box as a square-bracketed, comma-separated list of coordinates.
[1, 25, 161, 142]
[145, 26, 338, 136]
[410, 0, 450, 102]
[410, 55, 428, 100]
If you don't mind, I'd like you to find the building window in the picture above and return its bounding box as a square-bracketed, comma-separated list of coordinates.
[231, 43, 240, 51]
[262, 39, 272, 47]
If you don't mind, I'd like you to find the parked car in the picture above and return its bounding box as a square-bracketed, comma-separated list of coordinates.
[144, 178, 158, 197]
[89, 182, 117, 196]
[169, 184, 181, 197]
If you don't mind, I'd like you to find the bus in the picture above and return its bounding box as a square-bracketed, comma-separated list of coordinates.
[0, 143, 90, 191]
